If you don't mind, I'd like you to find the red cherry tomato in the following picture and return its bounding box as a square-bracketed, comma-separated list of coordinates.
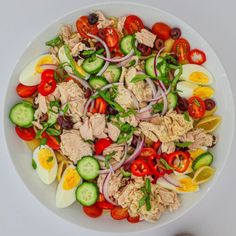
[104, 27, 119, 48]
[152, 22, 171, 40]
[83, 204, 103, 218]
[110, 44, 123, 58]
[111, 207, 129, 220]
[188, 49, 207, 65]
[124, 15, 144, 34]
[96, 194, 114, 210]
[16, 83, 37, 98]
[15, 126, 36, 141]
[130, 159, 150, 177]
[94, 138, 113, 155]
[76, 16, 98, 38]
[94, 97, 107, 114]
[172, 38, 191, 62]
[188, 96, 206, 119]
[127, 215, 140, 223]
[42, 132, 60, 150]
[38, 69, 56, 96]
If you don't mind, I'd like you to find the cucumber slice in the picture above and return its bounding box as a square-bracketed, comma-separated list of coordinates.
[192, 152, 214, 171]
[167, 92, 178, 109]
[120, 35, 134, 55]
[76, 182, 99, 206]
[76, 156, 100, 180]
[82, 56, 105, 74]
[145, 56, 164, 78]
[104, 65, 122, 83]
[89, 76, 108, 90]
[9, 102, 34, 127]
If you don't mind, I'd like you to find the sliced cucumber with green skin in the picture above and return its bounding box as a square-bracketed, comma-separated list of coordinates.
[104, 65, 122, 82]
[167, 92, 178, 109]
[120, 35, 134, 55]
[9, 102, 34, 127]
[82, 56, 105, 74]
[76, 182, 99, 206]
[76, 156, 100, 180]
[89, 76, 108, 89]
[192, 152, 214, 171]
[145, 56, 165, 78]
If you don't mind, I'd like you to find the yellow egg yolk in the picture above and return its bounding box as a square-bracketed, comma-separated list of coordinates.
[38, 148, 55, 170]
[176, 178, 199, 192]
[62, 168, 80, 190]
[189, 72, 209, 84]
[35, 55, 55, 73]
[193, 86, 214, 99]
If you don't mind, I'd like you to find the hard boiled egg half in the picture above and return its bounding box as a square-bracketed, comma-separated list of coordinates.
[19, 54, 58, 86]
[33, 145, 58, 184]
[176, 64, 214, 85]
[56, 165, 82, 208]
[156, 174, 199, 194]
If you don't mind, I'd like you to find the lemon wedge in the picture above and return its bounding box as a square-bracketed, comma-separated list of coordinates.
[25, 139, 40, 151]
[196, 115, 222, 133]
[204, 106, 217, 117]
[192, 166, 215, 184]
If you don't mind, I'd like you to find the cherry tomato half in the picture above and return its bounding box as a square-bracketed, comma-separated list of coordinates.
[111, 207, 129, 220]
[76, 16, 98, 38]
[42, 132, 60, 150]
[93, 97, 107, 114]
[124, 15, 144, 34]
[104, 27, 119, 48]
[188, 49, 207, 65]
[83, 204, 103, 218]
[188, 96, 206, 119]
[94, 138, 113, 155]
[16, 83, 37, 98]
[96, 194, 114, 210]
[38, 69, 56, 96]
[15, 126, 36, 141]
[131, 159, 150, 177]
[172, 38, 191, 62]
[127, 215, 140, 223]
[152, 22, 171, 40]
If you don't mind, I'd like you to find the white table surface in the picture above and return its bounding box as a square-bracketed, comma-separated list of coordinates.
[0, 0, 236, 235]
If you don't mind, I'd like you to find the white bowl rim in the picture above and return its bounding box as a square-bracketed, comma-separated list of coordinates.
[3, 1, 235, 234]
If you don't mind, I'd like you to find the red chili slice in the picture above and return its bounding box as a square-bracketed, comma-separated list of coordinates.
[188, 49, 206, 65]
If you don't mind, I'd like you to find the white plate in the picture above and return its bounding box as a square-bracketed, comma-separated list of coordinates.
[3, 1, 235, 233]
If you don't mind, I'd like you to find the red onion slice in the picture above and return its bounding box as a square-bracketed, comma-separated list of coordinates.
[69, 73, 92, 90]
[124, 137, 144, 164]
[145, 78, 157, 97]
[87, 33, 110, 76]
[163, 174, 181, 188]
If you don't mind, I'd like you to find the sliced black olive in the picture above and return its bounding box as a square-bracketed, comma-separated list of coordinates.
[137, 43, 152, 56]
[57, 116, 73, 130]
[88, 13, 98, 25]
[154, 38, 164, 51]
[204, 98, 216, 111]
[177, 97, 189, 111]
[170, 27, 182, 40]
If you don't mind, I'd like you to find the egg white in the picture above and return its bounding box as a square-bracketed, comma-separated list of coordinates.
[177, 81, 198, 98]
[56, 165, 82, 208]
[33, 145, 58, 185]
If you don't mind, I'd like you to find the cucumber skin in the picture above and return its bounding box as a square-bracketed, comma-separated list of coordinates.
[120, 35, 134, 55]
[192, 152, 214, 171]
[167, 92, 178, 109]
[89, 76, 108, 89]
[9, 102, 34, 127]
[76, 156, 100, 180]
[82, 57, 105, 74]
[76, 182, 99, 206]
[105, 65, 122, 82]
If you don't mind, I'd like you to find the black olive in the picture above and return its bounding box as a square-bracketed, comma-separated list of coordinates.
[88, 13, 98, 25]
[177, 97, 189, 111]
[106, 105, 118, 115]
[97, 29, 106, 40]
[57, 116, 73, 130]
[154, 38, 164, 51]
[204, 98, 216, 111]
[39, 113, 48, 123]
[131, 135, 139, 148]
[73, 56, 80, 61]
[84, 88, 92, 99]
[170, 27, 182, 40]
[81, 39, 90, 47]
[95, 42, 104, 51]
[137, 43, 152, 56]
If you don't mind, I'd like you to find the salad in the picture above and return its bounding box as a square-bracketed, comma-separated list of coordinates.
[9, 11, 222, 223]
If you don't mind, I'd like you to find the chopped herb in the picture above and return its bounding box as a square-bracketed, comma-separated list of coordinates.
[116, 122, 136, 144]
[36, 125, 48, 139]
[45, 36, 63, 47]
[40, 138, 47, 146]
[46, 128, 61, 136]
[145, 179, 151, 194]
[171, 65, 183, 92]
[121, 168, 131, 178]
[145, 195, 151, 211]
[32, 159, 37, 170]
[49, 100, 60, 108]
[81, 50, 95, 56]
[152, 102, 164, 113]
[53, 70, 60, 82]
[85, 140, 94, 145]
[131, 74, 149, 83]
[46, 156, 54, 163]
[160, 158, 173, 170]
[138, 195, 147, 209]
[115, 108, 137, 118]
[138, 179, 152, 211]
[61, 103, 69, 114]
[194, 98, 201, 107]
[183, 111, 190, 121]
[128, 60, 136, 67]
[104, 151, 116, 169]
[95, 48, 105, 55]
[174, 141, 193, 148]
